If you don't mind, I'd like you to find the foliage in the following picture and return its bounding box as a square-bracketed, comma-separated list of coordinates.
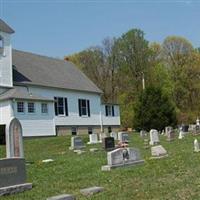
[66, 31, 200, 127]
[133, 86, 177, 131]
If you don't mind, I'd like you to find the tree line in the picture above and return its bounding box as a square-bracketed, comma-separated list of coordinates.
[66, 29, 200, 129]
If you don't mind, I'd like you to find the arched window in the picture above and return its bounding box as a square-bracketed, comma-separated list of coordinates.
[0, 36, 5, 56]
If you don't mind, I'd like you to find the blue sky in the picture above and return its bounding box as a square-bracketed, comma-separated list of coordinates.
[0, 0, 200, 58]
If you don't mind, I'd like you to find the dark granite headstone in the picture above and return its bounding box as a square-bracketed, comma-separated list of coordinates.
[102, 137, 115, 151]
[182, 125, 189, 132]
[69, 136, 85, 150]
[0, 158, 26, 188]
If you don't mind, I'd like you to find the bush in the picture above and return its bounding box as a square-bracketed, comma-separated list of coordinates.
[133, 86, 177, 131]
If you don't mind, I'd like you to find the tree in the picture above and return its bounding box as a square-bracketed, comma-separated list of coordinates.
[133, 86, 177, 131]
[114, 29, 150, 93]
[162, 36, 193, 67]
[67, 38, 119, 103]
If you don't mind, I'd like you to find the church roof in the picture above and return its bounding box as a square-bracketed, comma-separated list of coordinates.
[12, 49, 102, 94]
[0, 87, 53, 101]
[0, 19, 15, 34]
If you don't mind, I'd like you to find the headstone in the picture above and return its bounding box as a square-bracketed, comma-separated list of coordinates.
[166, 129, 175, 142]
[118, 132, 129, 143]
[197, 118, 200, 126]
[181, 125, 189, 133]
[149, 129, 159, 145]
[140, 130, 147, 138]
[42, 159, 54, 163]
[6, 118, 24, 158]
[99, 132, 107, 143]
[143, 139, 149, 149]
[87, 133, 99, 144]
[0, 158, 32, 196]
[69, 136, 85, 150]
[80, 186, 104, 196]
[102, 137, 115, 151]
[110, 132, 118, 140]
[165, 126, 172, 136]
[194, 139, 200, 152]
[47, 194, 76, 200]
[195, 125, 200, 134]
[151, 145, 168, 159]
[89, 148, 98, 152]
[178, 129, 184, 139]
[101, 147, 144, 171]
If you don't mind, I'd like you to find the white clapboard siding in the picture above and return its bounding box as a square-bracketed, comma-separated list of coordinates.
[0, 100, 13, 124]
[25, 86, 103, 126]
[11, 85, 120, 136]
[101, 105, 121, 126]
[14, 101, 55, 137]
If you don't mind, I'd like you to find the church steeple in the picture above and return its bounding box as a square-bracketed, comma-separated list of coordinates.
[0, 19, 15, 88]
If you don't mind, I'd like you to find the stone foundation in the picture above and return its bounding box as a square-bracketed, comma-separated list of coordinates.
[56, 126, 120, 136]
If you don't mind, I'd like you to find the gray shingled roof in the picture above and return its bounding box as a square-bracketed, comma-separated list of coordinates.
[0, 87, 54, 101]
[12, 49, 102, 94]
[0, 19, 15, 34]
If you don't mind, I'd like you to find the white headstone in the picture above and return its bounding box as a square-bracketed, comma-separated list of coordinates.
[178, 130, 184, 139]
[6, 117, 24, 158]
[149, 129, 159, 145]
[110, 132, 118, 140]
[151, 145, 168, 158]
[197, 118, 200, 126]
[87, 133, 99, 144]
[194, 139, 200, 152]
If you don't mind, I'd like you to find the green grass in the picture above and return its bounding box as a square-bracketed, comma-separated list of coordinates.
[1, 133, 200, 200]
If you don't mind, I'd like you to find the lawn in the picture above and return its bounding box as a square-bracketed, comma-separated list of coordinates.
[1, 133, 200, 200]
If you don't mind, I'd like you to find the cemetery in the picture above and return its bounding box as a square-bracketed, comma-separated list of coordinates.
[1, 126, 200, 199]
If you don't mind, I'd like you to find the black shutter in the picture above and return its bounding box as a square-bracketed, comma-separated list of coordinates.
[78, 99, 82, 116]
[105, 105, 108, 116]
[65, 98, 68, 116]
[87, 100, 90, 117]
[112, 105, 115, 116]
[54, 97, 58, 116]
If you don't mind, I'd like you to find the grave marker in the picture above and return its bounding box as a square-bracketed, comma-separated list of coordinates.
[149, 129, 159, 145]
[101, 147, 144, 171]
[6, 118, 24, 158]
[69, 136, 85, 150]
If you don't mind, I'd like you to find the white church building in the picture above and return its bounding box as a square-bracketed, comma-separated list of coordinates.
[0, 19, 120, 139]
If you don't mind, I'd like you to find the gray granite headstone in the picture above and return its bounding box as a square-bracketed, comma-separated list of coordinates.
[102, 147, 144, 171]
[140, 130, 148, 138]
[118, 132, 129, 143]
[0, 158, 32, 196]
[80, 186, 104, 196]
[166, 129, 175, 141]
[69, 136, 85, 150]
[6, 117, 24, 158]
[47, 194, 76, 200]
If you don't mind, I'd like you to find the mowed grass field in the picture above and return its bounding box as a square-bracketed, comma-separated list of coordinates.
[1, 133, 200, 200]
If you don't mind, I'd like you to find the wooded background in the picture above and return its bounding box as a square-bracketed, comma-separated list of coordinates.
[66, 29, 200, 129]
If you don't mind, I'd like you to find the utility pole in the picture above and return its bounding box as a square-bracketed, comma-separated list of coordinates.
[142, 72, 145, 90]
